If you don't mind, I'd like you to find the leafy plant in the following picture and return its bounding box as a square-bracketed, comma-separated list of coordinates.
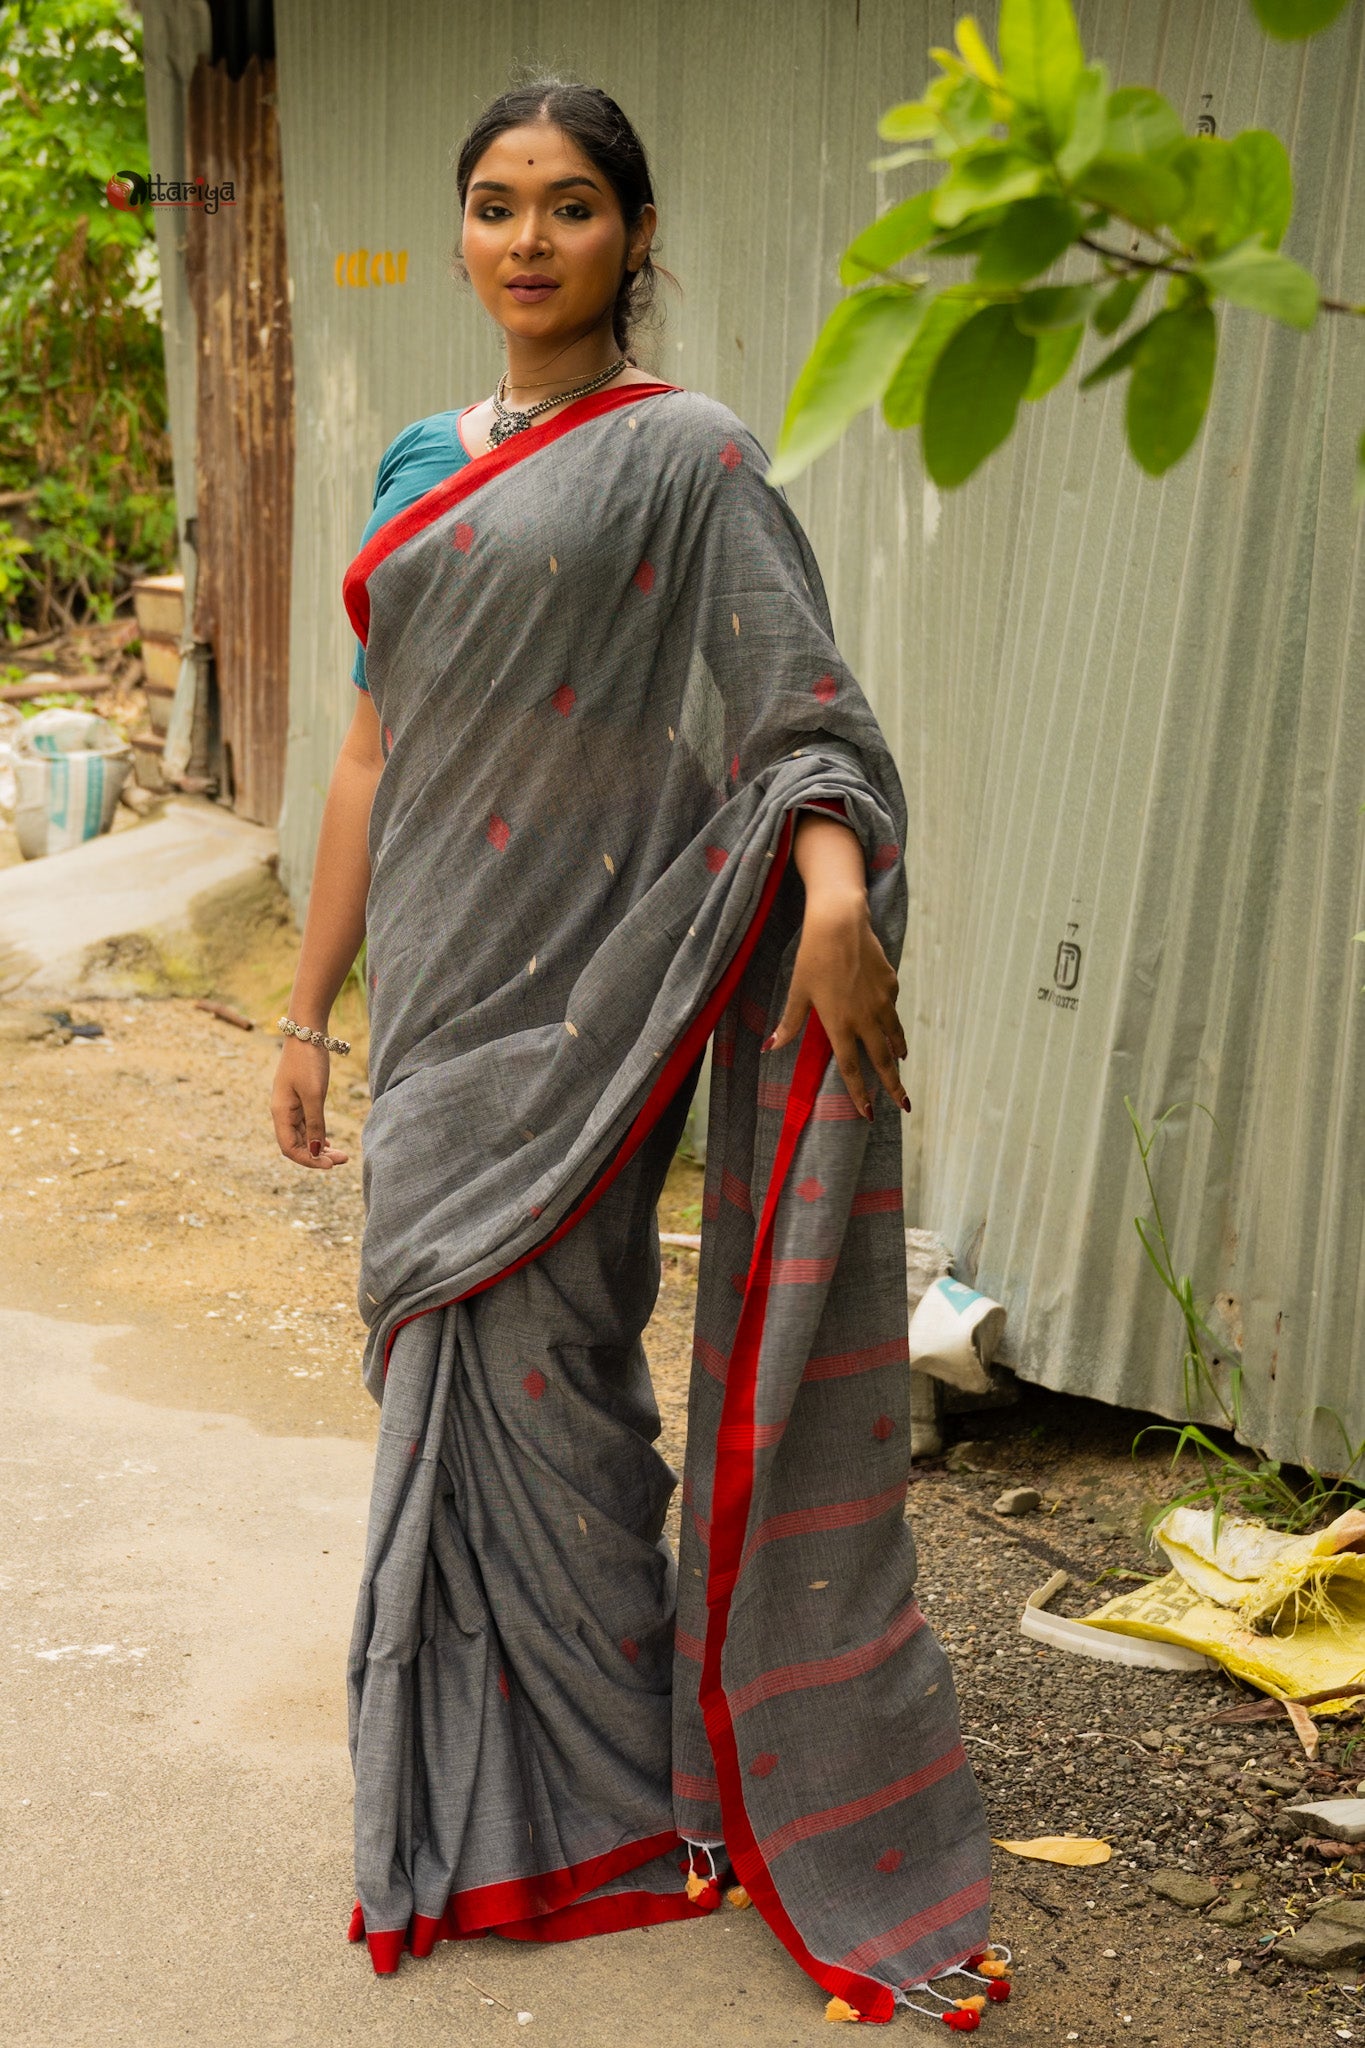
[771, 0, 1364, 493]
[1138, 1419, 1365, 1540]
[0, 1, 175, 632]
[1124, 1096, 1237, 1427]
[1127, 1093, 1365, 1534]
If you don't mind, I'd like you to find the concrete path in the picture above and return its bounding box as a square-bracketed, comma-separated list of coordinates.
[0, 1306, 946, 2047]
[0, 798, 275, 999]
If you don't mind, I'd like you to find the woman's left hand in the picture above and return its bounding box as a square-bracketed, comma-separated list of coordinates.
[763, 891, 911, 1120]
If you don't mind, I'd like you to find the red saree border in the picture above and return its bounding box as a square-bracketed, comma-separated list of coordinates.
[695, 1013, 901, 2024]
[353, 1827, 717, 1974]
[343, 379, 681, 646]
[379, 810, 797, 1379]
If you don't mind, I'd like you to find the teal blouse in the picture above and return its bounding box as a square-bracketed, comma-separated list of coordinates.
[351, 409, 473, 691]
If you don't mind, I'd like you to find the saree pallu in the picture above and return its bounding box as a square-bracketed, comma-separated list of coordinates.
[342, 382, 992, 2019]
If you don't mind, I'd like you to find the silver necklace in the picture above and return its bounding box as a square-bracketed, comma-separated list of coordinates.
[489, 356, 628, 447]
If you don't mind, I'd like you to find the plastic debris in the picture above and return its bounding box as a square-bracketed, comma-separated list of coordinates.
[1020, 1569, 1214, 1672]
[0, 707, 132, 859]
[906, 1276, 1006, 1394]
[1081, 1507, 1365, 1710]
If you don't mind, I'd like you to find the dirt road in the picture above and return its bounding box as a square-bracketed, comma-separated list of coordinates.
[0, 975, 1355, 2046]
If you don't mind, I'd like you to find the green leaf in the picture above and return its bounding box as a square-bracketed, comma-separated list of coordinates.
[928, 220, 1003, 256]
[1195, 239, 1318, 328]
[1167, 137, 1242, 252]
[998, 0, 1085, 147]
[932, 149, 1047, 229]
[1250, 0, 1353, 37]
[1091, 273, 1147, 335]
[1078, 320, 1154, 389]
[1016, 282, 1097, 331]
[878, 100, 941, 142]
[1024, 322, 1083, 399]
[933, 73, 997, 153]
[1101, 87, 1185, 160]
[1125, 304, 1217, 475]
[870, 146, 934, 172]
[840, 191, 939, 284]
[768, 286, 929, 484]
[1228, 129, 1294, 250]
[974, 194, 1082, 284]
[1075, 155, 1187, 229]
[956, 15, 1003, 85]
[1055, 62, 1109, 179]
[922, 304, 1037, 486]
[882, 296, 982, 428]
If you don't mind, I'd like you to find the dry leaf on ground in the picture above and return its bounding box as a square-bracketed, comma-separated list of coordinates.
[992, 1835, 1112, 1866]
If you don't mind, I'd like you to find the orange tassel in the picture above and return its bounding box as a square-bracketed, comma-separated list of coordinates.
[978, 1958, 1010, 1979]
[824, 1996, 862, 2022]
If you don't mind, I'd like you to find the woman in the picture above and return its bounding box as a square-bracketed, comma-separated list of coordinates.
[272, 79, 1000, 2028]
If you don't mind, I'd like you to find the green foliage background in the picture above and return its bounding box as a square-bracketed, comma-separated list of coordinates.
[772, 0, 1363, 496]
[0, 0, 175, 635]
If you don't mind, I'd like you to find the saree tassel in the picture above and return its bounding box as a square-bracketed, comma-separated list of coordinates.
[683, 1837, 721, 1903]
[897, 1994, 979, 2030]
[824, 1995, 862, 2021]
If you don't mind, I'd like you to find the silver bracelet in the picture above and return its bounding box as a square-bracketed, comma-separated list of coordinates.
[277, 1015, 351, 1056]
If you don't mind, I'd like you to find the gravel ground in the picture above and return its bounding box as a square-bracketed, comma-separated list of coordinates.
[1, 898, 1362, 2043]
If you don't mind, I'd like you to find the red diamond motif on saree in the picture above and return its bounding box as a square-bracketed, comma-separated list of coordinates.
[633, 559, 655, 594]
[871, 842, 900, 871]
[813, 673, 838, 704]
[552, 683, 576, 717]
[730, 751, 740, 781]
[497, 1668, 510, 1700]
[522, 1369, 547, 1400]
[875, 1848, 904, 1873]
[719, 440, 742, 471]
[796, 1176, 826, 1202]
[620, 1636, 640, 1662]
[872, 1414, 895, 1441]
[453, 522, 474, 553]
[487, 813, 510, 851]
[704, 845, 728, 872]
[749, 1751, 779, 1778]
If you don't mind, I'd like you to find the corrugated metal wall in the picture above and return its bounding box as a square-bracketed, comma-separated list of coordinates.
[185, 54, 295, 824]
[271, 0, 1365, 1467]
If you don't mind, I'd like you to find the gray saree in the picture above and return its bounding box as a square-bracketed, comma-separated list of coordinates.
[340, 381, 995, 2022]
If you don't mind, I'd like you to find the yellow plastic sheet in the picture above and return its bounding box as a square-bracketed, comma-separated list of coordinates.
[1081, 1507, 1365, 1711]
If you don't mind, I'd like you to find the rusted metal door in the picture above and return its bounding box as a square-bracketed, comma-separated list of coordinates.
[184, 53, 294, 825]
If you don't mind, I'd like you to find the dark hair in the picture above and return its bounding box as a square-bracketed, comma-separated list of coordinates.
[455, 78, 659, 354]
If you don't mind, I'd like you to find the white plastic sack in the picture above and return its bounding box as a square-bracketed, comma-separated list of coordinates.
[906, 1275, 1007, 1394]
[1, 709, 131, 859]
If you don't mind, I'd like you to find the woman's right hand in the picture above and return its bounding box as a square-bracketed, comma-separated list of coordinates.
[271, 1038, 350, 1169]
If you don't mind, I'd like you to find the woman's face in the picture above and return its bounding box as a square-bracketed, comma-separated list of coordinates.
[461, 120, 654, 350]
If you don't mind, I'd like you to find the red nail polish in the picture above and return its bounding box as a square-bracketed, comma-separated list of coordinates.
[309, 1140, 322, 1156]
[900, 1097, 912, 1114]
[861, 1104, 874, 1122]
[760, 1034, 775, 1053]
